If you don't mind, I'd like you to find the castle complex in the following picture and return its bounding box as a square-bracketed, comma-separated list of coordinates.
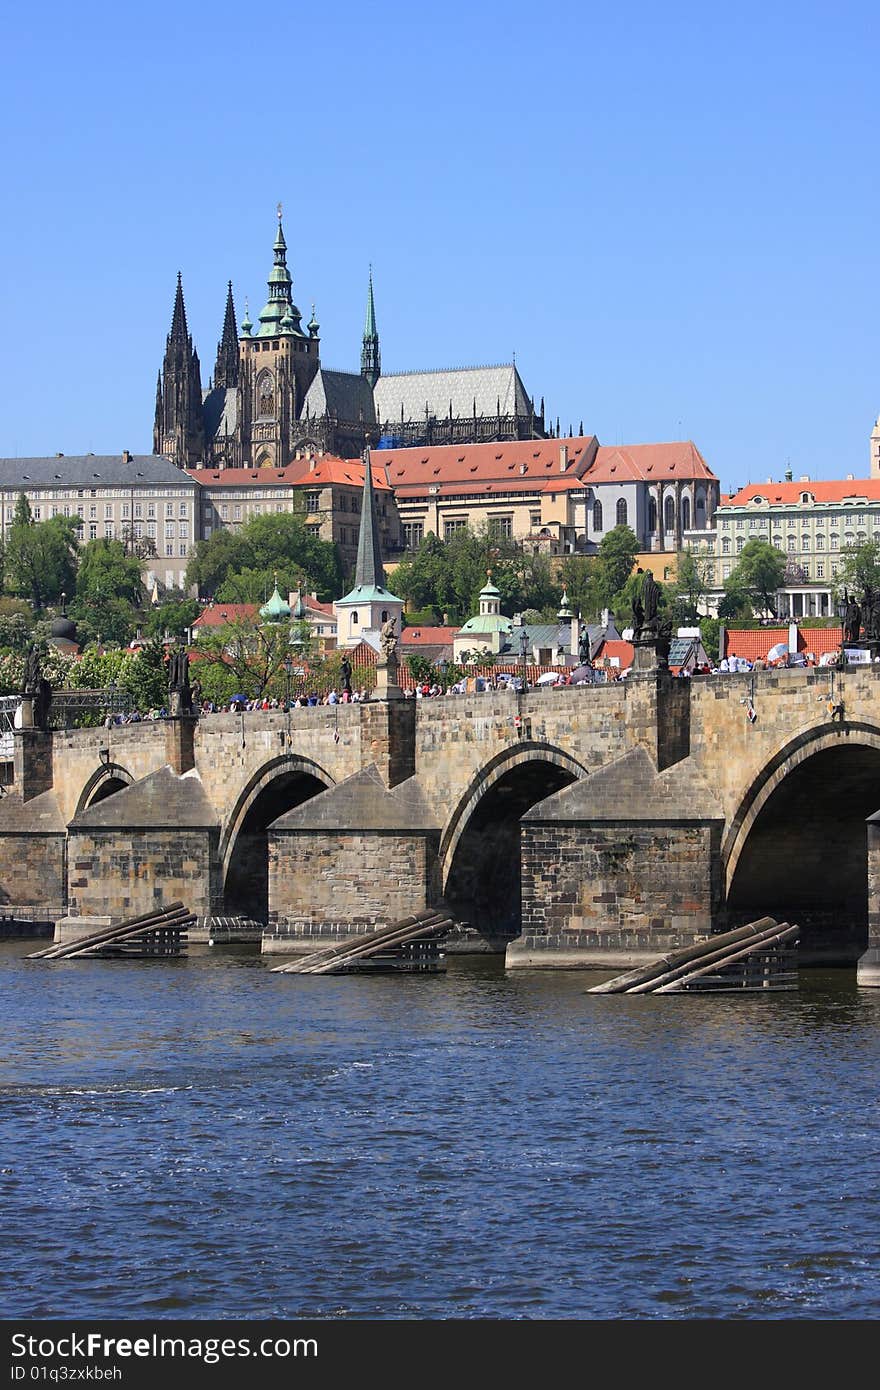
[153, 210, 546, 471]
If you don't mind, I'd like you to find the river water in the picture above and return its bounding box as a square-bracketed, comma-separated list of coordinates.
[1, 942, 878, 1320]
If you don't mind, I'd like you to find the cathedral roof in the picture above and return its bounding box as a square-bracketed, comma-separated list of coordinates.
[202, 385, 237, 442]
[301, 369, 376, 425]
[185, 458, 392, 491]
[373, 362, 532, 428]
[0, 455, 196, 488]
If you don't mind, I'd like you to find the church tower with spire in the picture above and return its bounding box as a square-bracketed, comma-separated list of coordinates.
[334, 448, 403, 649]
[237, 206, 321, 468]
[361, 268, 381, 390]
[153, 273, 206, 467]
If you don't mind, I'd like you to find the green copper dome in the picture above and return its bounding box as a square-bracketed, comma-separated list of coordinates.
[260, 583, 291, 623]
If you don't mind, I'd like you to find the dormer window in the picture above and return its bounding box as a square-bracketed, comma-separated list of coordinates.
[752, 495, 764, 505]
[800, 492, 813, 505]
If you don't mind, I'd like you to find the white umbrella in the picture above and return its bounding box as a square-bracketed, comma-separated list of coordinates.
[537, 670, 563, 685]
[766, 642, 789, 662]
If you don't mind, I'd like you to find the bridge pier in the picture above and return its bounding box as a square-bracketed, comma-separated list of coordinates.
[262, 765, 441, 955]
[507, 747, 725, 970]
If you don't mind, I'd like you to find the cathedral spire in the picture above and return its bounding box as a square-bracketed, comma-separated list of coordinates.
[361, 266, 381, 389]
[169, 271, 189, 345]
[214, 280, 239, 389]
[258, 204, 301, 336]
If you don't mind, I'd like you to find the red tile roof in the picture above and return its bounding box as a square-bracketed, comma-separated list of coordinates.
[724, 480, 880, 506]
[592, 639, 634, 669]
[585, 441, 716, 485]
[724, 627, 843, 660]
[186, 457, 392, 491]
[400, 626, 460, 645]
[192, 603, 259, 628]
[373, 437, 598, 499]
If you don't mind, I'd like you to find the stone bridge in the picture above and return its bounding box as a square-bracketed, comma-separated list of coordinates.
[3, 666, 880, 984]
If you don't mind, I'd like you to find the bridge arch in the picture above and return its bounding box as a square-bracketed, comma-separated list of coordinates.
[724, 722, 880, 963]
[221, 754, 335, 920]
[75, 762, 134, 816]
[440, 742, 587, 944]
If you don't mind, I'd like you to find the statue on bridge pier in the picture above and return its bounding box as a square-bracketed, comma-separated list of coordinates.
[842, 590, 862, 646]
[21, 644, 52, 730]
[167, 647, 193, 716]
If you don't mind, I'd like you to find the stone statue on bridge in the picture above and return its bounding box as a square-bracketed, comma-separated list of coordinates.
[380, 616, 398, 662]
[842, 591, 862, 645]
[631, 568, 660, 640]
[22, 644, 52, 730]
[168, 647, 193, 715]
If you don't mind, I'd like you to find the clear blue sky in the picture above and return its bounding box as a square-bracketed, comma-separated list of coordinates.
[2, 1, 877, 492]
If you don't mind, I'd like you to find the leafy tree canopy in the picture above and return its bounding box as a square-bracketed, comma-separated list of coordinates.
[596, 525, 639, 606]
[834, 539, 880, 605]
[185, 511, 342, 602]
[4, 497, 79, 610]
[726, 539, 786, 618]
[393, 528, 556, 623]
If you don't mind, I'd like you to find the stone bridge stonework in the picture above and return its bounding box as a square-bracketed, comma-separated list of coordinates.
[2, 666, 879, 983]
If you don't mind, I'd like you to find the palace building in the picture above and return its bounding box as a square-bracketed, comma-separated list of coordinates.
[154, 211, 546, 473]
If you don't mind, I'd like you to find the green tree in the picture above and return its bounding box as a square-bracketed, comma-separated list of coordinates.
[596, 525, 639, 606]
[727, 539, 786, 618]
[668, 549, 711, 626]
[4, 496, 79, 610]
[185, 510, 342, 602]
[834, 538, 880, 607]
[70, 539, 144, 645]
[145, 595, 201, 642]
[191, 612, 297, 700]
[185, 527, 249, 596]
[558, 554, 604, 621]
[119, 640, 172, 712]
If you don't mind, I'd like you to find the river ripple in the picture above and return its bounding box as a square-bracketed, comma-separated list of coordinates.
[1, 943, 878, 1319]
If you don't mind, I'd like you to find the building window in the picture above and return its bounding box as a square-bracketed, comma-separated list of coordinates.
[722, 563, 731, 579]
[351, 611, 359, 626]
[148, 503, 156, 518]
[165, 522, 175, 539]
[787, 536, 797, 551]
[592, 500, 603, 532]
[134, 503, 142, 519]
[89, 523, 97, 540]
[403, 522, 423, 549]
[220, 504, 229, 520]
[179, 522, 189, 539]
[488, 516, 512, 538]
[530, 512, 541, 529]
[180, 544, 187, 557]
[89, 505, 97, 519]
[179, 503, 188, 517]
[830, 533, 839, 550]
[664, 496, 675, 533]
[104, 524, 114, 539]
[817, 564, 824, 579]
[722, 537, 731, 554]
[802, 535, 810, 550]
[134, 523, 143, 539]
[166, 502, 174, 517]
[736, 537, 744, 553]
[166, 544, 174, 557]
[736, 518, 744, 529]
[105, 505, 113, 519]
[307, 523, 321, 536]
[306, 491, 320, 513]
[681, 497, 690, 531]
[816, 534, 825, 550]
[648, 496, 657, 532]
[444, 519, 467, 538]
[147, 521, 157, 539]
[616, 498, 628, 527]
[32, 507, 41, 521]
